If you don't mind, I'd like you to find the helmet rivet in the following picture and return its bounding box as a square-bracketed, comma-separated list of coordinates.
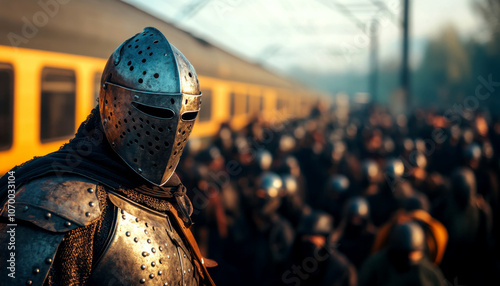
[138, 168, 143, 173]
[102, 83, 107, 89]
[134, 95, 140, 99]
[103, 119, 107, 124]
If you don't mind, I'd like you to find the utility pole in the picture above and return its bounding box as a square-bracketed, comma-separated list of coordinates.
[369, 19, 379, 103]
[401, 0, 410, 110]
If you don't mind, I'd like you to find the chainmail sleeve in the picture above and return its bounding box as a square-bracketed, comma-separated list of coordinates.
[44, 185, 115, 286]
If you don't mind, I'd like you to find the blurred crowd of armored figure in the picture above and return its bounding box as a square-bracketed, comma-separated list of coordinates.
[177, 102, 499, 286]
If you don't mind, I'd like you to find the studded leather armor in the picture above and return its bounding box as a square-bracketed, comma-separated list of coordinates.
[0, 175, 210, 286]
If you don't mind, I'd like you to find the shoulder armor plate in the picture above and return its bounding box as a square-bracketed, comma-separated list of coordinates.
[0, 175, 100, 232]
[0, 223, 65, 285]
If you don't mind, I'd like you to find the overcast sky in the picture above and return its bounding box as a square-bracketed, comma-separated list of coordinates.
[124, 0, 484, 75]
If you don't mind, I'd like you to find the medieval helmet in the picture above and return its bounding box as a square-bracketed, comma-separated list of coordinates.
[389, 221, 425, 253]
[344, 197, 370, 221]
[385, 158, 405, 179]
[253, 172, 283, 215]
[99, 27, 201, 186]
[297, 211, 334, 237]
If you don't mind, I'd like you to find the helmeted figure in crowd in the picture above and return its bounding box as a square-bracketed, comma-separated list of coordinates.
[0, 27, 215, 286]
[278, 174, 307, 228]
[359, 222, 445, 286]
[438, 167, 495, 285]
[320, 174, 350, 226]
[362, 159, 397, 226]
[226, 172, 294, 286]
[287, 211, 357, 286]
[334, 197, 377, 270]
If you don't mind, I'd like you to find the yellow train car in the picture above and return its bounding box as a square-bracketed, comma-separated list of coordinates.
[0, 0, 325, 174]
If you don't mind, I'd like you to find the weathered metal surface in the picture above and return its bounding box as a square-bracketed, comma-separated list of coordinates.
[0, 223, 65, 285]
[88, 192, 199, 285]
[0, 176, 100, 232]
[99, 27, 201, 186]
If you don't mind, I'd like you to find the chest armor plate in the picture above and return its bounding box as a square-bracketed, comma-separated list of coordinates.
[88, 192, 199, 286]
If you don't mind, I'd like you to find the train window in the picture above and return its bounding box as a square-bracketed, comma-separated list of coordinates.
[0, 63, 14, 151]
[94, 72, 101, 106]
[230, 92, 236, 116]
[277, 97, 284, 110]
[40, 67, 76, 142]
[245, 94, 250, 114]
[258, 96, 264, 111]
[198, 89, 211, 122]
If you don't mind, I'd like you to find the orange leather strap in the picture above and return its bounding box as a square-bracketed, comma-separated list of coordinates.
[167, 204, 216, 286]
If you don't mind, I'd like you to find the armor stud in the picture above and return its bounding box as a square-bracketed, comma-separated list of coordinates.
[141, 265, 146, 270]
[126, 231, 131, 237]
[140, 278, 146, 284]
[23, 206, 29, 211]
[151, 261, 156, 267]
[152, 248, 156, 253]
[32, 268, 40, 274]
[64, 221, 72, 227]
[87, 188, 94, 193]
[45, 258, 52, 264]
[89, 202, 95, 207]
[45, 212, 52, 219]
[158, 270, 163, 275]
[142, 251, 149, 257]
[149, 274, 155, 279]
[147, 239, 151, 243]
[26, 281, 33, 285]
[134, 237, 139, 242]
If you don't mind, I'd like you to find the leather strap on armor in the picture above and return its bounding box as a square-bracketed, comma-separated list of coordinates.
[167, 203, 216, 286]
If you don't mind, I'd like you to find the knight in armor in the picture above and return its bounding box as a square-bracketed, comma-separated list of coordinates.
[358, 222, 445, 286]
[334, 197, 377, 270]
[320, 174, 351, 226]
[286, 211, 357, 286]
[226, 172, 294, 286]
[0, 27, 215, 286]
[438, 167, 495, 285]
